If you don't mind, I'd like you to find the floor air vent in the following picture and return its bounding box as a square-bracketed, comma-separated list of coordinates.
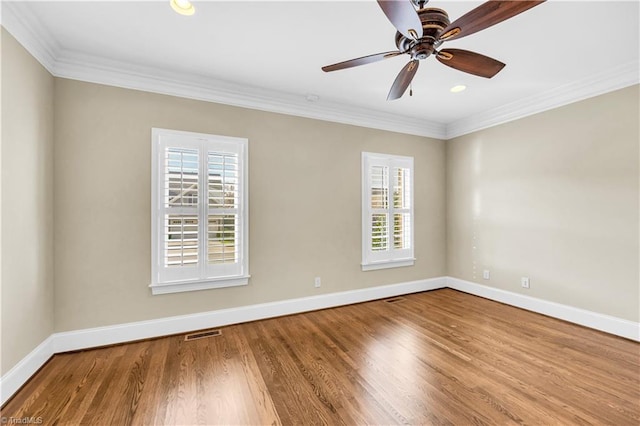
[184, 329, 222, 341]
[384, 297, 405, 304]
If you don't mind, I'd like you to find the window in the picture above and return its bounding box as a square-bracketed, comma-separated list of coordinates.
[362, 152, 414, 271]
[151, 128, 249, 294]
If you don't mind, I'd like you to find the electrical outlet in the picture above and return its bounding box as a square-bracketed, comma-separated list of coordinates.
[521, 277, 530, 289]
[314, 277, 321, 288]
[483, 270, 490, 280]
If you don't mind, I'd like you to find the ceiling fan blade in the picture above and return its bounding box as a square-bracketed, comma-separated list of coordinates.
[322, 51, 402, 72]
[437, 49, 505, 78]
[440, 0, 545, 42]
[387, 59, 419, 101]
[377, 0, 423, 40]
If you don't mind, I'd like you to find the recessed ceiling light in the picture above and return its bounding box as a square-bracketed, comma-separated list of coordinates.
[450, 85, 467, 93]
[170, 0, 195, 16]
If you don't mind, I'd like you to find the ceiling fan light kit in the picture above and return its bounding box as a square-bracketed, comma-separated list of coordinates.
[322, 0, 546, 101]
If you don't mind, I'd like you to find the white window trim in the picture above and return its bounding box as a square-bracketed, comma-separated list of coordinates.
[150, 128, 249, 295]
[361, 152, 415, 271]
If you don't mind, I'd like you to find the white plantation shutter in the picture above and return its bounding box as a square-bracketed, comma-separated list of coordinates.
[362, 152, 414, 271]
[151, 129, 249, 294]
[164, 147, 199, 275]
[370, 165, 389, 251]
[205, 150, 243, 278]
[392, 166, 412, 250]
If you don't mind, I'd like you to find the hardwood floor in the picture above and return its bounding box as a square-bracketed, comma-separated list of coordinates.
[2, 289, 639, 425]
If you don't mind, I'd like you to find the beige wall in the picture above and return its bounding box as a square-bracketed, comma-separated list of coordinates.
[1, 29, 55, 374]
[53, 78, 446, 332]
[447, 85, 640, 322]
[2, 25, 638, 375]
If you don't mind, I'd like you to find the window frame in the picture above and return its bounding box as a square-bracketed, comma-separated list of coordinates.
[150, 128, 249, 295]
[361, 152, 415, 271]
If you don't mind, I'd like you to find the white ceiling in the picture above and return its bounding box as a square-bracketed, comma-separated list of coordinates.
[3, 0, 639, 138]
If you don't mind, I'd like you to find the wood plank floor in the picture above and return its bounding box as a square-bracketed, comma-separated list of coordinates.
[2, 289, 639, 425]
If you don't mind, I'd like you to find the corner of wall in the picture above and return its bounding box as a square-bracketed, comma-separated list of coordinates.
[0, 26, 56, 378]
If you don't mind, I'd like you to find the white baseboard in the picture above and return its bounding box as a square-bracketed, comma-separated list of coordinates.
[0, 335, 55, 406]
[4, 275, 638, 407]
[2, 277, 445, 405]
[54, 277, 446, 353]
[447, 277, 640, 342]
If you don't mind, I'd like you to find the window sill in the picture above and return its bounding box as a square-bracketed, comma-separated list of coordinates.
[150, 275, 250, 295]
[361, 259, 415, 271]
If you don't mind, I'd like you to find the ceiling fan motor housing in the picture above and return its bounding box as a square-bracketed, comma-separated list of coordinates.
[395, 7, 450, 60]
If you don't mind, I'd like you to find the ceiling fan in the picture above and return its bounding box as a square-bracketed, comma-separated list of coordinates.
[322, 0, 546, 100]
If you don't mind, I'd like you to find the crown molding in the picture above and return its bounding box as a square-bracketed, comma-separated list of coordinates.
[2, 3, 638, 141]
[1, 1, 59, 74]
[445, 60, 640, 139]
[53, 50, 446, 139]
